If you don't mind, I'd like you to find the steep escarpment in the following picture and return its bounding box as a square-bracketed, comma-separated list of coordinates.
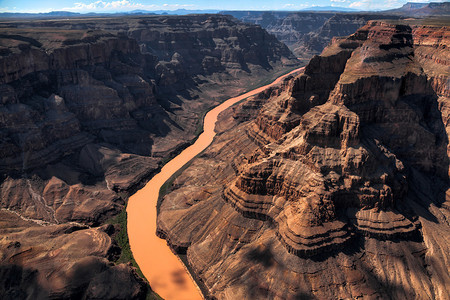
[0, 28, 158, 300]
[294, 13, 397, 60]
[226, 11, 334, 53]
[0, 15, 298, 161]
[0, 15, 298, 299]
[159, 20, 450, 299]
[386, 2, 450, 17]
[222, 11, 399, 61]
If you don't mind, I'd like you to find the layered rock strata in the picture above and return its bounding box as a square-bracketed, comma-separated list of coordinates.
[0, 210, 147, 299]
[386, 2, 450, 17]
[0, 15, 298, 299]
[223, 11, 400, 60]
[159, 20, 450, 299]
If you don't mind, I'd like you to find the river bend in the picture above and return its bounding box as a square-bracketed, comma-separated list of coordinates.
[127, 67, 304, 300]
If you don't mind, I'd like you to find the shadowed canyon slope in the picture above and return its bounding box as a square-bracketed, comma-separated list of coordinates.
[0, 15, 299, 299]
[159, 20, 450, 299]
[221, 10, 401, 62]
[223, 3, 450, 63]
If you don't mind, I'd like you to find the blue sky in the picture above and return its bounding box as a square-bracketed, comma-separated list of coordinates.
[0, 0, 445, 13]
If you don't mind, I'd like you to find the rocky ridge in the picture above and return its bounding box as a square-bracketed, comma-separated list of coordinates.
[386, 2, 450, 17]
[222, 11, 400, 61]
[0, 15, 298, 299]
[159, 20, 450, 299]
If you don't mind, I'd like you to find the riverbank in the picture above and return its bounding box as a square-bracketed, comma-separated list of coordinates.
[127, 66, 305, 300]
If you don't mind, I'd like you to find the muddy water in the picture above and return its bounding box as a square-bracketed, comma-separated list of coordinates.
[127, 67, 305, 300]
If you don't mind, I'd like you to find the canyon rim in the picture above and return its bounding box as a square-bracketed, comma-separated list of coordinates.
[158, 18, 450, 299]
[0, 2, 449, 300]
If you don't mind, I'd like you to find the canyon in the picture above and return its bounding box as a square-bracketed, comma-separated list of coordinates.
[0, 6, 449, 300]
[221, 11, 399, 62]
[127, 66, 304, 300]
[158, 19, 450, 299]
[0, 15, 298, 299]
[223, 2, 450, 63]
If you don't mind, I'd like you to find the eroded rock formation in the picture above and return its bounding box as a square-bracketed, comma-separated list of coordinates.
[0, 15, 298, 299]
[222, 11, 400, 61]
[159, 20, 450, 299]
[0, 210, 147, 299]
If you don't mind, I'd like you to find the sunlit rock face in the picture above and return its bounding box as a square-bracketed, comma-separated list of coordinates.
[0, 15, 299, 299]
[159, 21, 450, 299]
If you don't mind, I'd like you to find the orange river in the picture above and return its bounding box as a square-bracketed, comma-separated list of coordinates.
[127, 66, 305, 300]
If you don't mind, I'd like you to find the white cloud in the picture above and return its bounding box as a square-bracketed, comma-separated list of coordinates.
[282, 3, 309, 9]
[67, 0, 142, 11]
[349, 0, 402, 10]
[64, 1, 195, 12]
[9, 7, 56, 13]
[349, 0, 368, 8]
[330, 0, 349, 3]
[347, 0, 447, 10]
[407, 0, 445, 2]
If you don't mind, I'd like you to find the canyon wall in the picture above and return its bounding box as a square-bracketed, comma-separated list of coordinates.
[0, 15, 299, 299]
[224, 2, 450, 61]
[222, 11, 400, 62]
[159, 20, 450, 299]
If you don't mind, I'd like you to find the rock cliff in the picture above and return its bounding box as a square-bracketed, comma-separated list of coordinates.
[222, 11, 400, 61]
[386, 2, 450, 17]
[159, 20, 450, 299]
[0, 15, 298, 299]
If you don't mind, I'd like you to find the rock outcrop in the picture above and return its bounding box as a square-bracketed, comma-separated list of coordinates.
[0, 15, 298, 169]
[0, 210, 147, 299]
[159, 20, 450, 299]
[0, 15, 299, 299]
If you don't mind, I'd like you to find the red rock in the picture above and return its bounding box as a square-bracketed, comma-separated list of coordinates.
[159, 20, 450, 299]
[0, 14, 299, 299]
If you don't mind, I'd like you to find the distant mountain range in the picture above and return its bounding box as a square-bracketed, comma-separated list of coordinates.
[1, 2, 449, 18]
[0, 9, 222, 18]
[300, 6, 358, 12]
[0, 9, 221, 19]
[386, 1, 450, 16]
[127, 9, 220, 15]
[0, 11, 83, 18]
